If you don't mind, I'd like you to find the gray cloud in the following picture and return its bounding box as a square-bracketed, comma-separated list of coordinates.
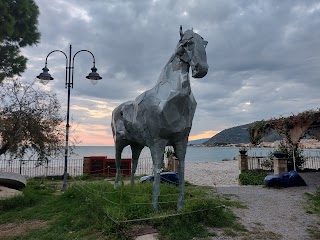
[20, 0, 320, 143]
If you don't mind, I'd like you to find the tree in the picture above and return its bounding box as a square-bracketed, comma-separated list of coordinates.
[0, 79, 64, 160]
[0, 0, 41, 81]
[248, 110, 320, 171]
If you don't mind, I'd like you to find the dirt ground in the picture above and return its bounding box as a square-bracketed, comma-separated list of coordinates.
[0, 220, 48, 239]
[0, 186, 23, 199]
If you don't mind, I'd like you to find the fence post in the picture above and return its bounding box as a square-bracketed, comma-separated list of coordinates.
[167, 155, 179, 172]
[238, 153, 248, 173]
[19, 160, 22, 175]
[274, 157, 288, 175]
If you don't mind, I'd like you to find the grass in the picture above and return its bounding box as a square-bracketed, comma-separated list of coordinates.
[239, 170, 269, 185]
[0, 177, 245, 240]
[305, 189, 320, 239]
[306, 189, 320, 215]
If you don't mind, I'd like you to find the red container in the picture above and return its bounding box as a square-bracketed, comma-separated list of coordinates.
[89, 156, 107, 175]
[87, 156, 132, 177]
[105, 158, 132, 177]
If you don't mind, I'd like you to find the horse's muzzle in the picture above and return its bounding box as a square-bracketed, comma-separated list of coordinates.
[192, 62, 208, 78]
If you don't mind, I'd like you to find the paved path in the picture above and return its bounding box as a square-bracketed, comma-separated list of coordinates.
[216, 173, 320, 239]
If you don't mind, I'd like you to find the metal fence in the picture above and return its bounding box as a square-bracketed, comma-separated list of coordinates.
[247, 156, 320, 171]
[3, 155, 319, 178]
[0, 157, 161, 178]
[247, 157, 272, 171]
[302, 156, 320, 170]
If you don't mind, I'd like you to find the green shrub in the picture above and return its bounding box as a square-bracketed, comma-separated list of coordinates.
[239, 170, 269, 185]
[269, 141, 305, 171]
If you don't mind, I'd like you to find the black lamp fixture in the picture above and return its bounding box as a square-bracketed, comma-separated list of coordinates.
[37, 66, 53, 85]
[86, 66, 102, 85]
[36, 45, 102, 191]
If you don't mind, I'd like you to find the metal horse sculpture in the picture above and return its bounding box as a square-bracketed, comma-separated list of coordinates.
[111, 26, 208, 210]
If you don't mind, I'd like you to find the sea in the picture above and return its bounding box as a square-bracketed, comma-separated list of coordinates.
[71, 146, 320, 162]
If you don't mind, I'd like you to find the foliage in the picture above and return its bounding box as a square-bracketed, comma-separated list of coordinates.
[0, 179, 244, 240]
[0, 79, 64, 161]
[163, 146, 175, 169]
[239, 170, 269, 185]
[268, 141, 305, 171]
[165, 146, 175, 159]
[261, 158, 274, 171]
[0, 0, 40, 81]
[239, 146, 248, 155]
[248, 120, 271, 145]
[248, 110, 320, 146]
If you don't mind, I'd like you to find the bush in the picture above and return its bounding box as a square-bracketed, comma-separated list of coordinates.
[268, 141, 305, 171]
[239, 170, 269, 185]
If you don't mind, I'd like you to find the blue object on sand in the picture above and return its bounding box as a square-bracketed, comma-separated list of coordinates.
[264, 170, 307, 188]
[139, 172, 179, 185]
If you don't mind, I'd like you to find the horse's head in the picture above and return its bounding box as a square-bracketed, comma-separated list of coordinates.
[175, 26, 208, 78]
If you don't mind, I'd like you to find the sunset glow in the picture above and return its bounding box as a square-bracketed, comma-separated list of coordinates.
[70, 123, 114, 146]
[71, 121, 219, 146]
[188, 130, 219, 141]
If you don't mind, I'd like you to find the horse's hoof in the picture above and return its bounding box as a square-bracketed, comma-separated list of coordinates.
[114, 183, 119, 189]
[177, 202, 184, 211]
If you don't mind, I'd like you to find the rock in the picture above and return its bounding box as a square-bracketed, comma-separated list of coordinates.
[135, 233, 158, 240]
[0, 172, 27, 190]
[0, 186, 23, 199]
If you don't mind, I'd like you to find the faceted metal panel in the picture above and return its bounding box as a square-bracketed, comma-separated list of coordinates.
[111, 26, 208, 210]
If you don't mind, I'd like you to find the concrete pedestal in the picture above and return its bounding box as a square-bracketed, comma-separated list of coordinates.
[238, 154, 248, 173]
[167, 156, 179, 172]
[274, 158, 288, 175]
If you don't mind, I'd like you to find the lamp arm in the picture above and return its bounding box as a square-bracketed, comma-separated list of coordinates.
[71, 50, 96, 87]
[44, 50, 68, 86]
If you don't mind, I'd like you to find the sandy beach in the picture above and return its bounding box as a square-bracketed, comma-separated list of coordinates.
[185, 160, 239, 186]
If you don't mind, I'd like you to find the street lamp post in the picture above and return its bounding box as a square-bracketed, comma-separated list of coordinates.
[37, 44, 102, 191]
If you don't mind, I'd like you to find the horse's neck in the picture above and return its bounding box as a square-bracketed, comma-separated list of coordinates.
[155, 54, 191, 95]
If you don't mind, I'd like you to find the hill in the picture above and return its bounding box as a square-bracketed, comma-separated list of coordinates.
[188, 138, 210, 145]
[203, 123, 282, 146]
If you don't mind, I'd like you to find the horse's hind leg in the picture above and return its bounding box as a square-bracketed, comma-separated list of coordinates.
[150, 140, 167, 211]
[173, 138, 188, 210]
[114, 143, 125, 189]
[130, 144, 144, 185]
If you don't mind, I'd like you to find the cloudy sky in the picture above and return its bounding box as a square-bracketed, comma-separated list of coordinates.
[20, 0, 320, 146]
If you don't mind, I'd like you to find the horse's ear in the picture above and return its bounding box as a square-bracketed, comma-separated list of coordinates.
[180, 25, 183, 40]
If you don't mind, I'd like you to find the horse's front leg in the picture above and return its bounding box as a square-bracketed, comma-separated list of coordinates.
[130, 144, 144, 185]
[114, 144, 125, 189]
[173, 138, 188, 210]
[150, 140, 167, 211]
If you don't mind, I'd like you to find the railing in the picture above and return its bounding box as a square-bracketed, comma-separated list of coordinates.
[302, 156, 320, 170]
[0, 159, 83, 177]
[0, 157, 163, 178]
[247, 156, 273, 171]
[247, 155, 320, 171]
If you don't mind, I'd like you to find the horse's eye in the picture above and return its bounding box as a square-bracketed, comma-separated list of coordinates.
[183, 40, 193, 50]
[187, 42, 194, 51]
